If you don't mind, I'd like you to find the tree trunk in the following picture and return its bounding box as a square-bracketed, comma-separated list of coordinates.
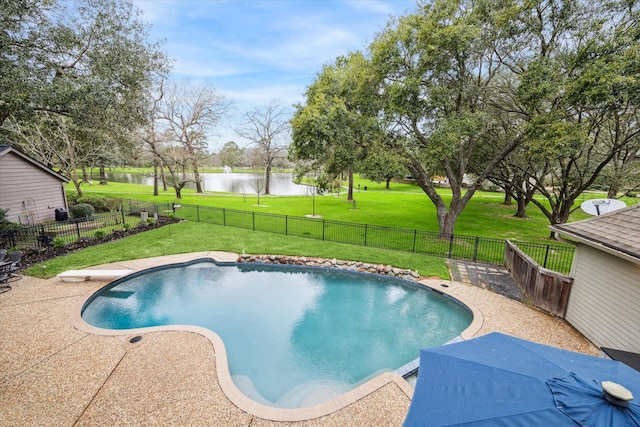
[385, 178, 391, 189]
[82, 167, 89, 182]
[264, 163, 271, 195]
[73, 178, 83, 198]
[161, 165, 167, 191]
[153, 161, 159, 196]
[503, 189, 513, 205]
[174, 186, 182, 199]
[437, 210, 456, 238]
[193, 165, 203, 193]
[346, 169, 354, 201]
[99, 165, 107, 185]
[514, 196, 527, 218]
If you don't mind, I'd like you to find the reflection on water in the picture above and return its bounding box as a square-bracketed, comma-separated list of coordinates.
[105, 171, 310, 195]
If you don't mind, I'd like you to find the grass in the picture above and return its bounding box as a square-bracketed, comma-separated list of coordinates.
[74, 177, 638, 243]
[44, 175, 636, 280]
[24, 221, 450, 279]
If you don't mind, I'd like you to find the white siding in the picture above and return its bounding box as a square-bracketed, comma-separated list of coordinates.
[0, 152, 67, 223]
[565, 244, 640, 353]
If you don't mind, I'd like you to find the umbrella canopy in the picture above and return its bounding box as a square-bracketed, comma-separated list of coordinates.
[404, 332, 640, 426]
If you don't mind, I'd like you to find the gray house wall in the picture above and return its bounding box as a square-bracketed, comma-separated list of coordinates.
[565, 244, 640, 353]
[0, 150, 68, 224]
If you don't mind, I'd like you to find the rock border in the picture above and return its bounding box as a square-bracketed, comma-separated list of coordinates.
[237, 254, 422, 282]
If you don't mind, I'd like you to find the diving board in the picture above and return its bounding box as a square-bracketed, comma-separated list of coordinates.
[57, 269, 134, 282]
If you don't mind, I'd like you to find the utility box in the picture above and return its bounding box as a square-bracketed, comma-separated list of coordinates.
[55, 207, 68, 222]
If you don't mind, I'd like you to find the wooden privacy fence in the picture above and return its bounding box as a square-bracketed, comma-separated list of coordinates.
[504, 240, 573, 318]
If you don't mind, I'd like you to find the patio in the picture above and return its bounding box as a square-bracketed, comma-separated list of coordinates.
[0, 252, 598, 426]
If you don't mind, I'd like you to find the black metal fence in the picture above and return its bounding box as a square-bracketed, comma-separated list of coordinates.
[0, 202, 154, 249]
[1, 199, 575, 275]
[165, 202, 575, 274]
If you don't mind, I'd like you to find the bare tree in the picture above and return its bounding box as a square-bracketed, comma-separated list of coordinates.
[7, 113, 104, 197]
[235, 100, 290, 194]
[147, 131, 196, 200]
[247, 151, 266, 206]
[157, 81, 227, 193]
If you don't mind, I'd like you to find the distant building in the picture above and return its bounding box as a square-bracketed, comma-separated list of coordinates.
[0, 145, 69, 224]
[551, 203, 640, 353]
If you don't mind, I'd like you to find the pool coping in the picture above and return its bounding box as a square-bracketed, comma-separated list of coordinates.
[68, 255, 483, 422]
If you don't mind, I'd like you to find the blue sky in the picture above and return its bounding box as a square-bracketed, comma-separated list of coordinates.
[133, 0, 417, 151]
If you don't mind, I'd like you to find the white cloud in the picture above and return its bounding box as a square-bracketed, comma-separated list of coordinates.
[132, 0, 416, 150]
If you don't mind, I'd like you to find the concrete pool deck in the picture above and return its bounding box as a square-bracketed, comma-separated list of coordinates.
[0, 252, 598, 426]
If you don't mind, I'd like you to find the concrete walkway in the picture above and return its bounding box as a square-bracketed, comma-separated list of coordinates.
[0, 252, 598, 426]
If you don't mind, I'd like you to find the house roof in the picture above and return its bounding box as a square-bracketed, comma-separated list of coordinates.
[551, 203, 640, 262]
[0, 145, 69, 183]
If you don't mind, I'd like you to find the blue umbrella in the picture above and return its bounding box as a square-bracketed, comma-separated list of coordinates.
[404, 332, 640, 426]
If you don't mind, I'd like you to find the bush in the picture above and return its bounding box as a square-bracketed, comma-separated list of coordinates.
[94, 230, 107, 239]
[66, 191, 80, 206]
[123, 223, 131, 231]
[52, 237, 65, 248]
[70, 203, 95, 219]
[77, 195, 118, 212]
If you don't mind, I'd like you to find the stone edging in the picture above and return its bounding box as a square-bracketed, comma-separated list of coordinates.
[237, 254, 422, 282]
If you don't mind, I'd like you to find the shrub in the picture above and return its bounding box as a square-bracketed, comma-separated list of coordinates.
[70, 203, 95, 218]
[94, 230, 107, 239]
[77, 195, 113, 212]
[52, 237, 65, 248]
[123, 223, 131, 231]
[66, 191, 80, 206]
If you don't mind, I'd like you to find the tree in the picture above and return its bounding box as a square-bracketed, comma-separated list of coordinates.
[1, 0, 168, 188]
[7, 113, 103, 196]
[358, 140, 408, 189]
[369, 0, 522, 237]
[246, 150, 266, 206]
[219, 141, 243, 169]
[156, 81, 227, 193]
[235, 101, 290, 195]
[486, 0, 640, 228]
[291, 52, 381, 202]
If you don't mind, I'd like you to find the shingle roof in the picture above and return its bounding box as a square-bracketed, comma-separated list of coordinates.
[551, 203, 640, 261]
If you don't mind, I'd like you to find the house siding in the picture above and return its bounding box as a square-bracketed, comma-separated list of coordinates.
[565, 244, 640, 353]
[0, 151, 67, 224]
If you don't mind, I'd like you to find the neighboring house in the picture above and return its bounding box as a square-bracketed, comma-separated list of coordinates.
[0, 145, 69, 224]
[551, 204, 640, 353]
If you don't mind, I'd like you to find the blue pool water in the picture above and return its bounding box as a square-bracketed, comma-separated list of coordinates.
[82, 260, 472, 408]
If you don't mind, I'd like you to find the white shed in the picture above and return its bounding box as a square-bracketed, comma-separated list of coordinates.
[0, 145, 69, 224]
[551, 204, 640, 353]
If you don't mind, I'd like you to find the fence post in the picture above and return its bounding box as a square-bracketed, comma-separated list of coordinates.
[197, 205, 200, 222]
[364, 224, 368, 246]
[252, 211, 255, 231]
[75, 220, 81, 241]
[473, 236, 480, 262]
[448, 234, 454, 258]
[413, 230, 417, 253]
[121, 207, 125, 225]
[286, 215, 288, 235]
[543, 244, 550, 269]
[322, 219, 325, 241]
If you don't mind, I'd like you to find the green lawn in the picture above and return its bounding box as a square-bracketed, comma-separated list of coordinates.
[45, 175, 635, 280]
[24, 221, 450, 279]
[72, 176, 637, 243]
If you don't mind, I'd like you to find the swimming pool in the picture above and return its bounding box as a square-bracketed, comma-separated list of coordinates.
[81, 259, 472, 408]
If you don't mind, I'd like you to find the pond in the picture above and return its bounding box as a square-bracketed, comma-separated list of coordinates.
[105, 171, 311, 195]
